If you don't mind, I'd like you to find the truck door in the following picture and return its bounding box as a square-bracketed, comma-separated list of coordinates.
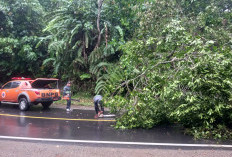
[0, 82, 12, 102]
[8, 81, 21, 102]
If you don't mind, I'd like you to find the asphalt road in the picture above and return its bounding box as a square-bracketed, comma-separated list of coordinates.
[0, 139, 232, 157]
[0, 103, 232, 157]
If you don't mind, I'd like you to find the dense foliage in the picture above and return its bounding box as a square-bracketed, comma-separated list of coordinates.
[0, 0, 231, 139]
[0, 0, 46, 81]
[38, 0, 136, 91]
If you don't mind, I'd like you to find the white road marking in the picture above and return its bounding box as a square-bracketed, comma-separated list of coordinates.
[0, 136, 231, 148]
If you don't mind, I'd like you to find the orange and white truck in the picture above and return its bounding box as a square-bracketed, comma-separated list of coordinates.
[0, 77, 61, 111]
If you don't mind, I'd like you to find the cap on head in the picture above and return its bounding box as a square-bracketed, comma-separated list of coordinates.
[67, 81, 71, 85]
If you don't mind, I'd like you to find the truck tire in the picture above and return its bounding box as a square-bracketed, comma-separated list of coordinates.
[42, 102, 53, 109]
[19, 98, 30, 111]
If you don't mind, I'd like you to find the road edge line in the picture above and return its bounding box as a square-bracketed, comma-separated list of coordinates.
[0, 136, 232, 148]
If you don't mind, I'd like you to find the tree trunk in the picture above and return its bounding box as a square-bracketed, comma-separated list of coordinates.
[105, 23, 108, 48]
[95, 0, 104, 50]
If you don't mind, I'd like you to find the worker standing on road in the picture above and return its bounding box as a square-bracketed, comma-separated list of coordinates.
[93, 95, 104, 118]
[63, 81, 72, 112]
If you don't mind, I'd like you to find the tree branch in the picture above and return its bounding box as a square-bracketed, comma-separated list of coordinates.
[110, 56, 188, 97]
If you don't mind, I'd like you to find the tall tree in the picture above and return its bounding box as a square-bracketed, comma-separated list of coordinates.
[0, 0, 46, 82]
[40, 0, 137, 91]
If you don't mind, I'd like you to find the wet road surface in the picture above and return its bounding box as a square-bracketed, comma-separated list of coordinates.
[0, 104, 232, 147]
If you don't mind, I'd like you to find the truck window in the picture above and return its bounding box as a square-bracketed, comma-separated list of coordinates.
[2, 82, 12, 89]
[21, 81, 32, 88]
[11, 82, 21, 88]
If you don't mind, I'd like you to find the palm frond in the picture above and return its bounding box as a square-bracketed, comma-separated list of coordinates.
[43, 58, 55, 66]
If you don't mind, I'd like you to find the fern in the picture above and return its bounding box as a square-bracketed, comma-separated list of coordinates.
[43, 58, 55, 66]
[90, 62, 111, 77]
[95, 64, 125, 95]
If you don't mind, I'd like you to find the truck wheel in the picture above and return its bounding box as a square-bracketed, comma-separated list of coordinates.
[19, 98, 30, 111]
[42, 102, 52, 109]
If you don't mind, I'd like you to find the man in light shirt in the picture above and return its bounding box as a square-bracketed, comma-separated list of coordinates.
[93, 95, 104, 118]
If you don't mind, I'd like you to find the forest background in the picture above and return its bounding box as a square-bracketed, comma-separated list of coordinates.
[0, 0, 231, 139]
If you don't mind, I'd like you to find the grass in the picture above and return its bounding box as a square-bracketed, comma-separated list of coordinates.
[53, 92, 93, 107]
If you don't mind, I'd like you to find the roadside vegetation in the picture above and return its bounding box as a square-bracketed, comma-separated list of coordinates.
[53, 92, 93, 107]
[0, 0, 231, 139]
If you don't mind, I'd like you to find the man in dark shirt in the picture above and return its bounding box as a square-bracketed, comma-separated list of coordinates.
[63, 81, 72, 112]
